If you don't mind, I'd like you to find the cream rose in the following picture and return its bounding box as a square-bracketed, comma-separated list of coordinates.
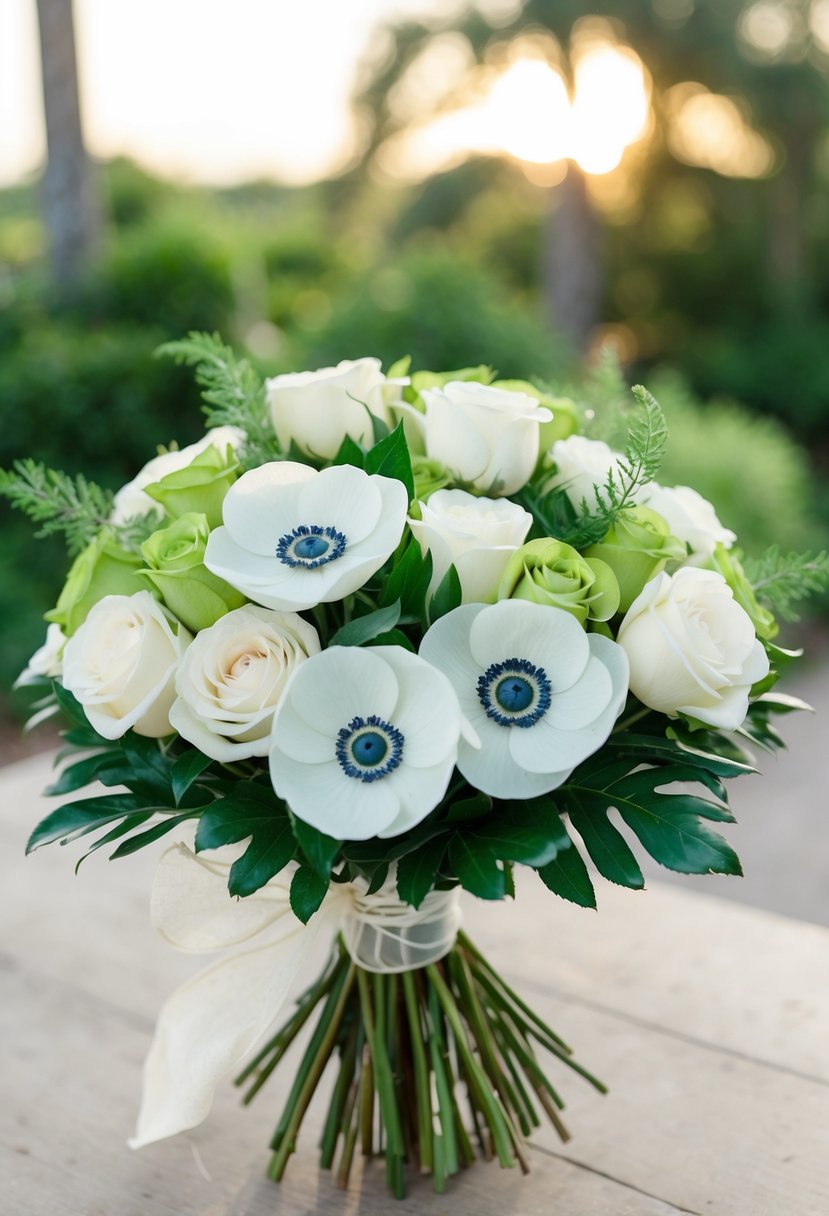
[62, 591, 189, 739]
[266, 358, 405, 460]
[169, 605, 320, 761]
[546, 435, 627, 511]
[617, 568, 769, 729]
[640, 484, 736, 565]
[13, 623, 65, 689]
[419, 381, 552, 497]
[110, 426, 244, 524]
[408, 489, 532, 604]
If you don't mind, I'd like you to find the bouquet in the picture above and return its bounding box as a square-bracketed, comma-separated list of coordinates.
[4, 336, 827, 1198]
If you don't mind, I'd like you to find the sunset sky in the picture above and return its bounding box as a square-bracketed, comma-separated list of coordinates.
[1, 0, 465, 187]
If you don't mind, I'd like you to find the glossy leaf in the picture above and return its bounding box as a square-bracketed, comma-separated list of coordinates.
[291, 816, 342, 879]
[290, 865, 329, 924]
[329, 601, 401, 648]
[428, 564, 462, 624]
[449, 835, 506, 900]
[363, 422, 414, 502]
[171, 749, 215, 805]
[397, 836, 448, 909]
[537, 840, 597, 908]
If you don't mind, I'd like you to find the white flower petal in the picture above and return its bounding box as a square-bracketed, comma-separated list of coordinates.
[544, 653, 613, 731]
[418, 604, 488, 718]
[221, 462, 315, 555]
[378, 759, 456, 837]
[271, 755, 400, 839]
[286, 646, 400, 736]
[297, 463, 383, 545]
[468, 600, 589, 692]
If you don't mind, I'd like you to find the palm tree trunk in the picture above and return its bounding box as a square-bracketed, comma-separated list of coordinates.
[543, 164, 602, 354]
[35, 0, 101, 287]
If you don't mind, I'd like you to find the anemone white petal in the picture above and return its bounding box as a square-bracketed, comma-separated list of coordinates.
[374, 645, 461, 768]
[285, 646, 400, 737]
[468, 600, 590, 692]
[271, 754, 399, 839]
[378, 759, 456, 837]
[222, 463, 315, 555]
[418, 604, 488, 718]
[297, 464, 383, 545]
[544, 654, 613, 732]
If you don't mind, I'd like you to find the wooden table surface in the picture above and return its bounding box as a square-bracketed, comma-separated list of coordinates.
[2, 752, 828, 1216]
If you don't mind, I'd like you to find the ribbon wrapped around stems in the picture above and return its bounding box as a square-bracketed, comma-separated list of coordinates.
[129, 839, 461, 1149]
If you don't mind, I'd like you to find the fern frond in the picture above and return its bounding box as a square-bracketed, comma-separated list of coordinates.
[157, 331, 279, 467]
[0, 461, 113, 556]
[743, 546, 829, 621]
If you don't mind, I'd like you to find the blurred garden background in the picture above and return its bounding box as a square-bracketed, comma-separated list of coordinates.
[2, 0, 829, 758]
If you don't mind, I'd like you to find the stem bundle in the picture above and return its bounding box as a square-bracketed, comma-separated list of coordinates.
[235, 931, 604, 1198]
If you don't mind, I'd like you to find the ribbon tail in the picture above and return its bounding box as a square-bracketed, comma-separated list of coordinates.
[129, 904, 337, 1148]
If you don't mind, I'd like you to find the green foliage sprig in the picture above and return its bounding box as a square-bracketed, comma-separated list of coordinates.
[156, 331, 279, 468]
[0, 460, 114, 557]
[520, 384, 668, 548]
[743, 546, 829, 622]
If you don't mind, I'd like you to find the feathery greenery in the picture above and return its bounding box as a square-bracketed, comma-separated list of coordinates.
[521, 383, 668, 548]
[744, 546, 829, 621]
[0, 460, 114, 556]
[156, 331, 279, 467]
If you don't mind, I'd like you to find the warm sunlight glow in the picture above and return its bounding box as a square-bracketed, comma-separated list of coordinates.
[665, 83, 775, 179]
[379, 46, 651, 182]
[484, 60, 571, 164]
[569, 47, 651, 174]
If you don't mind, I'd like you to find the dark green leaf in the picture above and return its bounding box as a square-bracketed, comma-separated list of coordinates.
[75, 812, 155, 872]
[171, 749, 215, 805]
[449, 835, 506, 900]
[119, 733, 173, 790]
[290, 865, 329, 923]
[26, 793, 154, 853]
[537, 840, 596, 908]
[46, 752, 123, 796]
[367, 628, 415, 651]
[397, 835, 448, 909]
[365, 862, 390, 895]
[52, 681, 90, 727]
[363, 422, 414, 501]
[566, 805, 644, 889]
[380, 538, 433, 619]
[229, 819, 296, 898]
[605, 732, 756, 778]
[329, 601, 401, 648]
[290, 816, 342, 879]
[445, 793, 492, 823]
[330, 434, 366, 469]
[428, 564, 462, 624]
[609, 769, 740, 876]
[110, 812, 197, 859]
[473, 801, 569, 866]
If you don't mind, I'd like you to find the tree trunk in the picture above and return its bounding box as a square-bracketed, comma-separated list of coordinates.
[35, 0, 101, 286]
[543, 164, 602, 355]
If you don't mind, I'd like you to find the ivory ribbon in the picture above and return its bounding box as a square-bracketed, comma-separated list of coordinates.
[129, 839, 461, 1149]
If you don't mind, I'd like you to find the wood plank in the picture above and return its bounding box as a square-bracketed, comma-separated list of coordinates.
[3, 752, 829, 1213]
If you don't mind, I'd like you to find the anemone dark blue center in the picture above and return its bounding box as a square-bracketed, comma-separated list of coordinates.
[477, 658, 552, 728]
[495, 675, 534, 713]
[336, 715, 404, 783]
[276, 525, 347, 570]
[351, 730, 388, 767]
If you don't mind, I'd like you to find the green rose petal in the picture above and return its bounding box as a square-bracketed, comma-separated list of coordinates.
[585, 505, 686, 613]
[46, 528, 144, 636]
[499, 538, 620, 624]
[140, 512, 246, 633]
[144, 444, 239, 529]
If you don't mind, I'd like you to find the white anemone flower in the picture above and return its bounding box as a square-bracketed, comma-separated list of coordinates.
[204, 462, 409, 612]
[419, 600, 629, 799]
[269, 645, 467, 840]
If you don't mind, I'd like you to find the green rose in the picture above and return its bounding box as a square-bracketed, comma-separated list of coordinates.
[411, 455, 453, 501]
[585, 506, 686, 613]
[140, 513, 246, 633]
[708, 544, 778, 641]
[143, 444, 239, 529]
[46, 528, 144, 636]
[498, 538, 620, 625]
[494, 381, 578, 457]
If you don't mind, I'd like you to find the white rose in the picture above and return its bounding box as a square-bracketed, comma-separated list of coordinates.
[617, 568, 769, 729]
[13, 623, 66, 688]
[62, 591, 189, 739]
[419, 381, 552, 497]
[266, 358, 406, 460]
[546, 435, 627, 510]
[640, 484, 736, 565]
[408, 489, 532, 604]
[169, 605, 320, 761]
[110, 426, 245, 524]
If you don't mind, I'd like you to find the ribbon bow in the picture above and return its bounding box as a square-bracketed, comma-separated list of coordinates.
[130, 839, 461, 1148]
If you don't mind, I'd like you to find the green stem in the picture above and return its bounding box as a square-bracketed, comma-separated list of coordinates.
[612, 705, 652, 733]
